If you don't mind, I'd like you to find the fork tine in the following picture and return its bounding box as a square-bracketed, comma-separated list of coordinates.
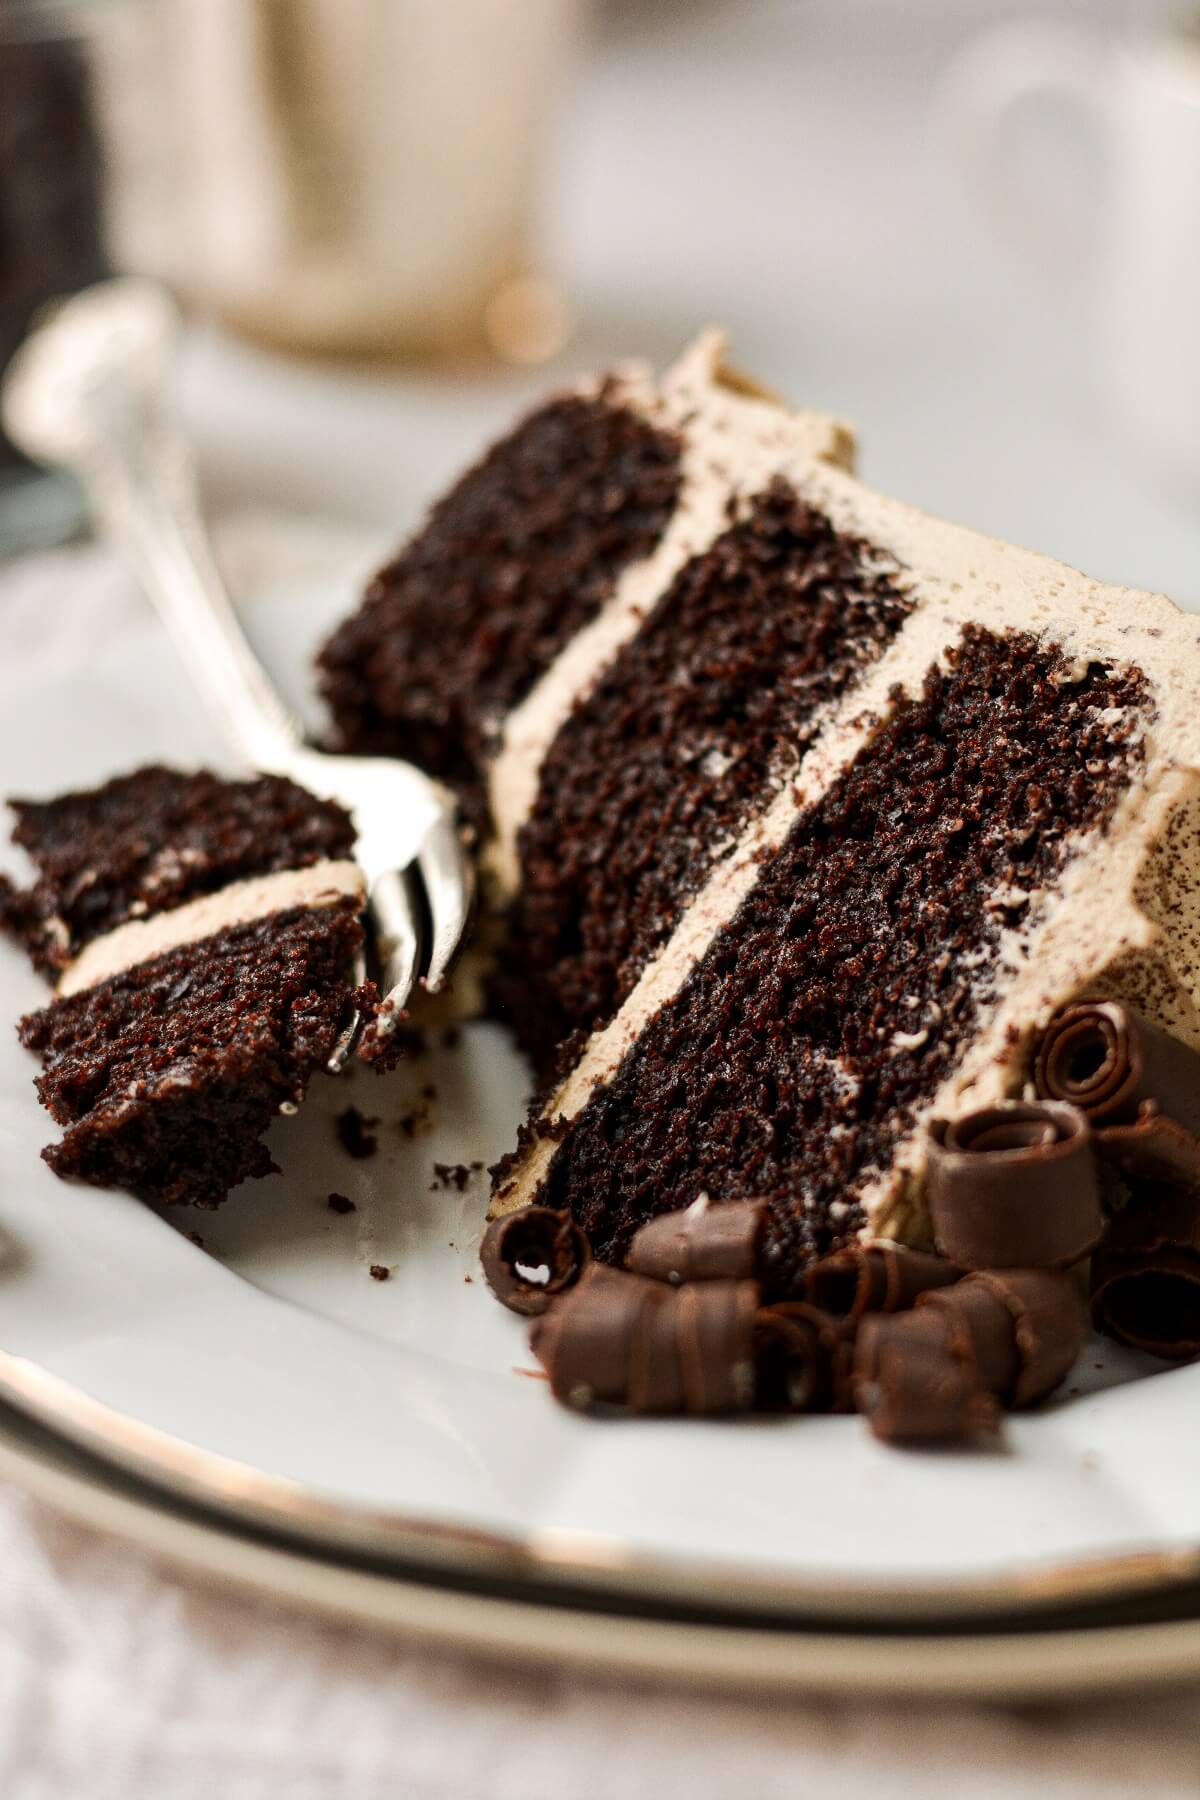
[417, 813, 474, 994]
[369, 865, 427, 1027]
[326, 939, 368, 1074]
[329, 832, 469, 1071]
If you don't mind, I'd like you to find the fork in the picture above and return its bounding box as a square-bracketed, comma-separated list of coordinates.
[1, 278, 474, 1069]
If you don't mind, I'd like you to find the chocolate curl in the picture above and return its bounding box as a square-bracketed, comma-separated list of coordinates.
[854, 1326, 998, 1446]
[1035, 999, 1200, 1136]
[914, 1280, 1021, 1398]
[754, 1302, 852, 1412]
[626, 1286, 687, 1413]
[626, 1199, 765, 1284]
[1090, 1248, 1200, 1361]
[530, 1266, 662, 1407]
[480, 1206, 591, 1316]
[1106, 1183, 1200, 1257]
[964, 1270, 1086, 1407]
[926, 1101, 1101, 1270]
[803, 1243, 960, 1321]
[1090, 1188, 1200, 1359]
[854, 1306, 967, 1390]
[1093, 1105, 1200, 1199]
[532, 1270, 760, 1415]
[675, 1281, 760, 1414]
[855, 1269, 1083, 1417]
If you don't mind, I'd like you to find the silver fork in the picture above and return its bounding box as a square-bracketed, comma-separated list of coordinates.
[1, 278, 474, 1069]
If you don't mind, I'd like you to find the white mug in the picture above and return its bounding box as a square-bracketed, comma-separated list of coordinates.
[941, 16, 1200, 503]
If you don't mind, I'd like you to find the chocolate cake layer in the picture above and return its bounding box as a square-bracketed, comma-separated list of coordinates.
[317, 390, 684, 824]
[497, 482, 914, 1064]
[20, 903, 365, 1208]
[0, 766, 355, 978]
[527, 628, 1147, 1295]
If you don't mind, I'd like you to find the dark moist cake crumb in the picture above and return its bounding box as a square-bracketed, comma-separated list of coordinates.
[327, 1191, 357, 1214]
[530, 626, 1148, 1296]
[336, 1105, 379, 1159]
[316, 390, 683, 830]
[21, 904, 366, 1208]
[0, 766, 354, 978]
[431, 1160, 483, 1192]
[494, 483, 916, 1066]
[369, 1263, 390, 1281]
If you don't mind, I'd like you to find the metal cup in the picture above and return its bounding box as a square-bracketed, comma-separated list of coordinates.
[91, 0, 583, 359]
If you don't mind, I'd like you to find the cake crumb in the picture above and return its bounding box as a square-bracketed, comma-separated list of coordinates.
[336, 1105, 379, 1159]
[397, 1093, 436, 1137]
[186, 1231, 205, 1248]
[431, 1159, 484, 1192]
[369, 1263, 391, 1281]
[327, 1192, 356, 1215]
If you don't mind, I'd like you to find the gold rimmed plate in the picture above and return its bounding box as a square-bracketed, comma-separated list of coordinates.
[0, 580, 1198, 1641]
[6, 1401, 1200, 1700]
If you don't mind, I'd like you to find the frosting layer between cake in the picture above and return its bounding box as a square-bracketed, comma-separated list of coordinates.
[57, 859, 365, 997]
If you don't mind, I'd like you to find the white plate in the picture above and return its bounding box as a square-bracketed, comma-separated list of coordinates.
[1, 579, 1199, 1625]
[8, 1403, 1200, 1701]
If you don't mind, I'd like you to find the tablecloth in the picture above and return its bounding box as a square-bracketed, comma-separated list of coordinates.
[2, 523, 1200, 1800]
[5, 1473, 1200, 1800]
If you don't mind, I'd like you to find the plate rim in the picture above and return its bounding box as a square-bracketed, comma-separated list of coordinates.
[5, 1402, 1200, 1702]
[2, 1344, 1199, 1628]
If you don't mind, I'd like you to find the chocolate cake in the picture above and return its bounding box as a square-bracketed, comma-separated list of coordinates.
[0, 765, 355, 977]
[2, 767, 373, 1207]
[320, 333, 864, 1060]
[317, 331, 1200, 1298]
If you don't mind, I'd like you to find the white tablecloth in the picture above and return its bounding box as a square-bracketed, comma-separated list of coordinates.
[2, 1452, 1200, 1800]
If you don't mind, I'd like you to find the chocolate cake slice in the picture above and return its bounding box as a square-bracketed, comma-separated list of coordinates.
[315, 330, 1200, 1295]
[468, 345, 1200, 1296]
[3, 767, 372, 1208]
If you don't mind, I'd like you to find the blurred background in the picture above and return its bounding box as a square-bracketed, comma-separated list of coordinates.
[2, 0, 1199, 607]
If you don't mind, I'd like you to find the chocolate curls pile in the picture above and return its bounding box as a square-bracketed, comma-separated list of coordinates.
[479, 998, 1200, 1446]
[1035, 997, 1200, 1362]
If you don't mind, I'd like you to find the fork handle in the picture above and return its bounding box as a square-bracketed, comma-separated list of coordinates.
[73, 340, 305, 774]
